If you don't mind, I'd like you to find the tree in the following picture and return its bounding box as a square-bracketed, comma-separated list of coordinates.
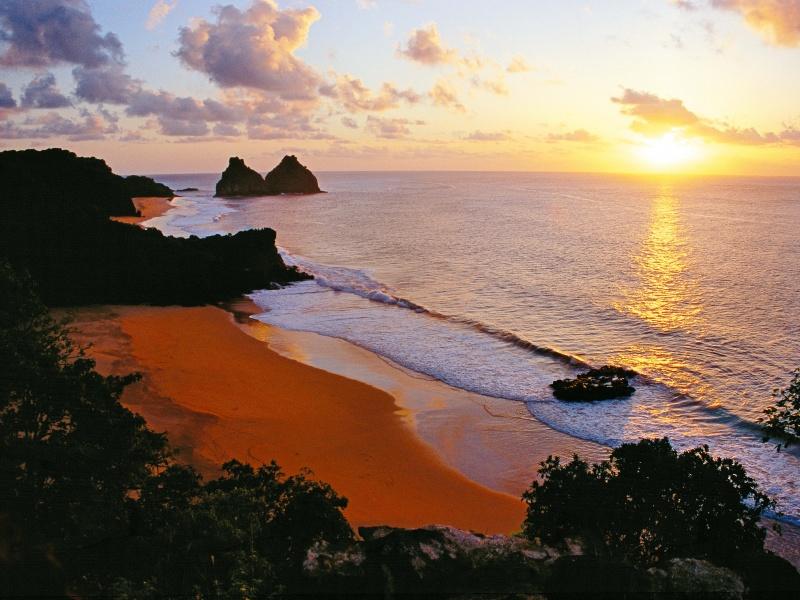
[522, 438, 773, 568]
[0, 261, 169, 550]
[760, 369, 800, 451]
[114, 461, 353, 597]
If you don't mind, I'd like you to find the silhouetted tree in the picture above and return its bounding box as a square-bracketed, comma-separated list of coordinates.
[522, 438, 773, 568]
[760, 369, 800, 451]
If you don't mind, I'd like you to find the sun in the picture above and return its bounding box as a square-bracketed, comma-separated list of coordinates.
[637, 132, 702, 169]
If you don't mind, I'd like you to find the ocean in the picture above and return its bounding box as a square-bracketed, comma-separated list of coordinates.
[150, 171, 800, 523]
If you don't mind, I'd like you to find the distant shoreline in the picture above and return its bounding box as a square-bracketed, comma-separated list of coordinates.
[111, 196, 174, 226]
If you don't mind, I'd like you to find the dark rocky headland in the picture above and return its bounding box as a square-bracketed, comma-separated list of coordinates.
[215, 154, 322, 197]
[0, 148, 309, 305]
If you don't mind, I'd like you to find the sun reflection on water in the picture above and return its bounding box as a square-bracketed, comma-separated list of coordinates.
[616, 187, 702, 333]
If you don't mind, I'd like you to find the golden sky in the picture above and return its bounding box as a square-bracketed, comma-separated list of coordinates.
[0, 0, 798, 175]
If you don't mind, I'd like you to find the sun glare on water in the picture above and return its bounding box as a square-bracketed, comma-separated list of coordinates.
[637, 132, 702, 170]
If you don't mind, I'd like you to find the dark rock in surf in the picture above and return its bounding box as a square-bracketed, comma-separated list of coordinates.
[551, 365, 636, 402]
[215, 156, 269, 196]
[264, 154, 321, 194]
[177, 187, 199, 192]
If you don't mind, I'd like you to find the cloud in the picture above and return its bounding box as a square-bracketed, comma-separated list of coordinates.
[1, 110, 116, 140]
[471, 74, 508, 95]
[612, 88, 699, 135]
[0, 82, 17, 109]
[21, 72, 71, 108]
[341, 116, 358, 128]
[613, 87, 800, 145]
[146, 0, 178, 30]
[398, 24, 457, 65]
[212, 122, 241, 136]
[72, 65, 139, 104]
[546, 129, 599, 143]
[320, 74, 420, 112]
[158, 117, 209, 137]
[669, 0, 697, 9]
[506, 56, 532, 73]
[0, 0, 124, 67]
[356, 0, 377, 8]
[710, 0, 800, 46]
[464, 130, 510, 141]
[175, 0, 321, 99]
[429, 79, 464, 111]
[366, 115, 424, 139]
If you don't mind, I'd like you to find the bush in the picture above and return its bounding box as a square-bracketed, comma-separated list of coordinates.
[0, 262, 351, 597]
[760, 369, 800, 451]
[522, 438, 772, 568]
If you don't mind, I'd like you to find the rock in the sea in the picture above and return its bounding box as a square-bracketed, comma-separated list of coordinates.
[177, 187, 198, 192]
[551, 365, 636, 402]
[215, 156, 269, 196]
[264, 154, 321, 194]
[214, 155, 322, 197]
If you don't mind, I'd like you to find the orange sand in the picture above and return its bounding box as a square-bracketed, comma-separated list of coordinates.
[111, 197, 173, 225]
[79, 305, 526, 534]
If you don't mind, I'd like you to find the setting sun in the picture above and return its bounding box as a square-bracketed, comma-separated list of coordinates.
[637, 132, 702, 169]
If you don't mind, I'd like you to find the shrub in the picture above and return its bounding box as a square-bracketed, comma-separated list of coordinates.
[760, 369, 800, 451]
[522, 438, 772, 568]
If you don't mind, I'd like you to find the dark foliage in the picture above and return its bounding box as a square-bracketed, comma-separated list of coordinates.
[0, 262, 351, 597]
[0, 261, 169, 594]
[122, 175, 173, 198]
[551, 365, 636, 402]
[522, 438, 800, 596]
[0, 148, 309, 305]
[760, 369, 800, 451]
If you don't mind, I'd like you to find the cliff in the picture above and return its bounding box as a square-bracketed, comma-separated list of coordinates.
[214, 155, 322, 197]
[0, 148, 309, 305]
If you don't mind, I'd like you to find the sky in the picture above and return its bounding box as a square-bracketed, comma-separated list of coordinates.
[0, 0, 799, 175]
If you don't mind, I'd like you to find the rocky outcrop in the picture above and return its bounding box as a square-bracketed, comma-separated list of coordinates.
[215, 157, 270, 196]
[214, 155, 322, 197]
[123, 175, 173, 198]
[551, 365, 636, 402]
[301, 525, 746, 599]
[264, 154, 321, 194]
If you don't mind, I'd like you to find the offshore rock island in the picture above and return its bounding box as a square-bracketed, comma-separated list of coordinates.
[215, 154, 322, 197]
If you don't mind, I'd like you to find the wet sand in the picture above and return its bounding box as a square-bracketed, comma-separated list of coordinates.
[67, 304, 527, 534]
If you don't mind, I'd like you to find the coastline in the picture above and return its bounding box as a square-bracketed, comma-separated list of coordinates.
[64, 301, 800, 567]
[111, 196, 174, 225]
[66, 304, 526, 534]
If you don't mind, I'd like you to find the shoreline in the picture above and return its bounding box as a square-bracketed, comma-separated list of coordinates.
[66, 304, 527, 534]
[111, 196, 174, 225]
[63, 301, 800, 567]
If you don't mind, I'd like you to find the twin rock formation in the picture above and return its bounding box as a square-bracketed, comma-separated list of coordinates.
[215, 155, 322, 197]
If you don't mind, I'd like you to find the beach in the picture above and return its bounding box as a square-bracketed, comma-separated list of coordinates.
[111, 196, 174, 225]
[67, 304, 528, 534]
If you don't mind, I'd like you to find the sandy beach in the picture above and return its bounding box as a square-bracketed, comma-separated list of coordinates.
[68, 304, 527, 534]
[111, 196, 174, 225]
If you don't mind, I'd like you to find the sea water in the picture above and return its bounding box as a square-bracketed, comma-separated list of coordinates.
[152, 171, 800, 522]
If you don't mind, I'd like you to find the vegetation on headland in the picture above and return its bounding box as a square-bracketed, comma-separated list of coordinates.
[1, 261, 798, 597]
[0, 148, 309, 306]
